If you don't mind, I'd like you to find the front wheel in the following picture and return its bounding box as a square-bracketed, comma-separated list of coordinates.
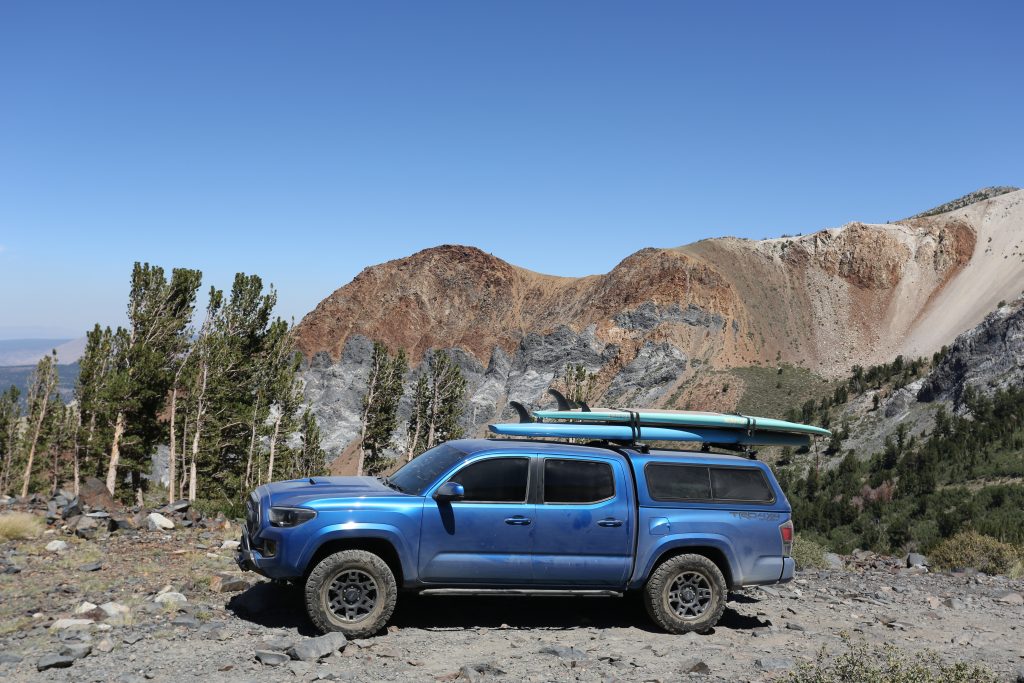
[643, 553, 727, 633]
[304, 550, 397, 637]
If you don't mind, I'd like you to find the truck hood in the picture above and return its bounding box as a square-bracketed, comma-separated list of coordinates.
[265, 476, 406, 507]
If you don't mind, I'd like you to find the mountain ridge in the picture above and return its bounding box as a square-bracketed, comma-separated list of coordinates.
[295, 188, 1024, 460]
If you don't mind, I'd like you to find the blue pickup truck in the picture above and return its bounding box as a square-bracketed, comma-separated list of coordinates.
[238, 438, 795, 636]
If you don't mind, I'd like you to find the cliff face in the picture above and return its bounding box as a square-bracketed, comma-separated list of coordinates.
[295, 189, 1024, 463]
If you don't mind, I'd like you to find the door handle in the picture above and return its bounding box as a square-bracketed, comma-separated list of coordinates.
[504, 516, 532, 526]
[598, 518, 624, 527]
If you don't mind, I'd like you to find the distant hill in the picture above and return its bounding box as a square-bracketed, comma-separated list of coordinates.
[0, 337, 86, 367]
[0, 363, 80, 403]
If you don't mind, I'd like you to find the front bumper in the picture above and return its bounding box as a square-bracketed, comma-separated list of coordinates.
[235, 532, 260, 573]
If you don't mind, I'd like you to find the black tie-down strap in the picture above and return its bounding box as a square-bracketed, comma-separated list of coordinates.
[628, 410, 641, 442]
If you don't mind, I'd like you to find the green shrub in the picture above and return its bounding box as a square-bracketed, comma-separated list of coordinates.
[929, 531, 1022, 575]
[0, 512, 44, 541]
[791, 534, 829, 570]
[787, 639, 998, 683]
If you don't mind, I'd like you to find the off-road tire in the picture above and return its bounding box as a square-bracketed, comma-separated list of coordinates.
[305, 550, 397, 637]
[643, 553, 727, 633]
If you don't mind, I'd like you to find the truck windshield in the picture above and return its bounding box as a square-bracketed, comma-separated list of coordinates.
[387, 443, 468, 496]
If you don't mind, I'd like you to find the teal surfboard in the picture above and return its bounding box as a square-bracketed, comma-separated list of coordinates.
[488, 422, 812, 447]
[530, 408, 830, 437]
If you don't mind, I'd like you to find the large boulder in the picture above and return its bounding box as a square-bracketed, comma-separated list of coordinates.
[146, 513, 174, 531]
[78, 477, 118, 511]
[287, 632, 348, 662]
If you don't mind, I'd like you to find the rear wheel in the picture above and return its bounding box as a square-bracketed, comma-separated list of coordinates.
[305, 549, 397, 637]
[643, 553, 727, 633]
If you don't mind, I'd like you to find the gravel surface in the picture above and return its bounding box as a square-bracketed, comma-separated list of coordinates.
[2, 523, 1023, 682]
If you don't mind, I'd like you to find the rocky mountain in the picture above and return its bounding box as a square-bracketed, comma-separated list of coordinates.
[295, 189, 1024, 466]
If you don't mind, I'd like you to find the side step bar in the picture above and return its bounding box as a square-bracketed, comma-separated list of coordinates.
[418, 589, 623, 598]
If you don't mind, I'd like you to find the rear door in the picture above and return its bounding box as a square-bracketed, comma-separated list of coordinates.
[418, 455, 535, 585]
[532, 455, 633, 586]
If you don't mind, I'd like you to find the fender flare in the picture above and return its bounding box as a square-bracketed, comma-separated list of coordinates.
[298, 522, 418, 583]
[631, 533, 742, 589]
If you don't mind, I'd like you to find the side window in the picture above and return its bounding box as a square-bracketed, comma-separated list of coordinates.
[448, 458, 529, 503]
[544, 459, 615, 503]
[645, 464, 711, 501]
[710, 468, 773, 502]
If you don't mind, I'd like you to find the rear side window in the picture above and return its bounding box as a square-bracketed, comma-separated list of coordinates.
[645, 463, 773, 503]
[646, 464, 711, 500]
[543, 459, 615, 503]
[449, 458, 529, 502]
[710, 468, 773, 502]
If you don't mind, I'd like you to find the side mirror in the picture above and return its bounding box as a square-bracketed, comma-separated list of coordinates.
[434, 481, 465, 502]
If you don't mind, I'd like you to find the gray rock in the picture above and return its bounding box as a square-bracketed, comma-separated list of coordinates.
[538, 644, 589, 660]
[37, 653, 76, 671]
[0, 653, 23, 664]
[79, 562, 102, 572]
[906, 553, 929, 568]
[262, 636, 298, 652]
[99, 602, 130, 619]
[171, 614, 199, 628]
[785, 622, 806, 631]
[95, 638, 115, 653]
[74, 515, 99, 539]
[919, 302, 1024, 406]
[755, 657, 794, 671]
[49, 618, 93, 631]
[287, 632, 348, 662]
[60, 643, 92, 660]
[146, 513, 174, 531]
[154, 591, 187, 605]
[62, 498, 82, 519]
[123, 632, 145, 645]
[680, 657, 711, 674]
[45, 540, 68, 552]
[823, 553, 844, 570]
[942, 597, 965, 610]
[255, 650, 290, 666]
[995, 591, 1024, 605]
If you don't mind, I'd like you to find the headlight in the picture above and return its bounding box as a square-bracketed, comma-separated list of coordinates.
[268, 507, 317, 528]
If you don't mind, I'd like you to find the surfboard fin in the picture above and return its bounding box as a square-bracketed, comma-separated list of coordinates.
[547, 388, 575, 411]
[508, 401, 534, 424]
[578, 401, 592, 412]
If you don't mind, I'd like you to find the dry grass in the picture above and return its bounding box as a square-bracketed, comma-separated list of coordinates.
[929, 531, 1023, 576]
[0, 512, 44, 541]
[787, 638, 999, 683]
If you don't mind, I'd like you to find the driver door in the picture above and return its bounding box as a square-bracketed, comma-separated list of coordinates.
[418, 456, 535, 585]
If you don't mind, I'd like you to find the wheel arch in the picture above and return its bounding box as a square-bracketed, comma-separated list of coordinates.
[647, 544, 736, 590]
[305, 537, 405, 587]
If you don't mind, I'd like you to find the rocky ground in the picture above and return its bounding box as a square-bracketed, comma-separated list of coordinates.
[2, 496, 1023, 682]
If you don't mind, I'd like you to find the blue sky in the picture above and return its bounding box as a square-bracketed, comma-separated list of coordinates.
[1, 1, 1021, 338]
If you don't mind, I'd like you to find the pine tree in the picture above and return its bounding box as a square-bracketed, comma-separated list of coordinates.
[358, 342, 408, 476]
[289, 408, 327, 479]
[0, 386, 22, 495]
[406, 350, 466, 459]
[20, 351, 59, 497]
[406, 374, 430, 461]
[76, 325, 116, 485]
[251, 318, 301, 488]
[104, 263, 201, 498]
[562, 363, 597, 406]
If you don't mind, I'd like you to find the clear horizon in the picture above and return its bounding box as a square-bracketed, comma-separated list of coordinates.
[2, 1, 1022, 339]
